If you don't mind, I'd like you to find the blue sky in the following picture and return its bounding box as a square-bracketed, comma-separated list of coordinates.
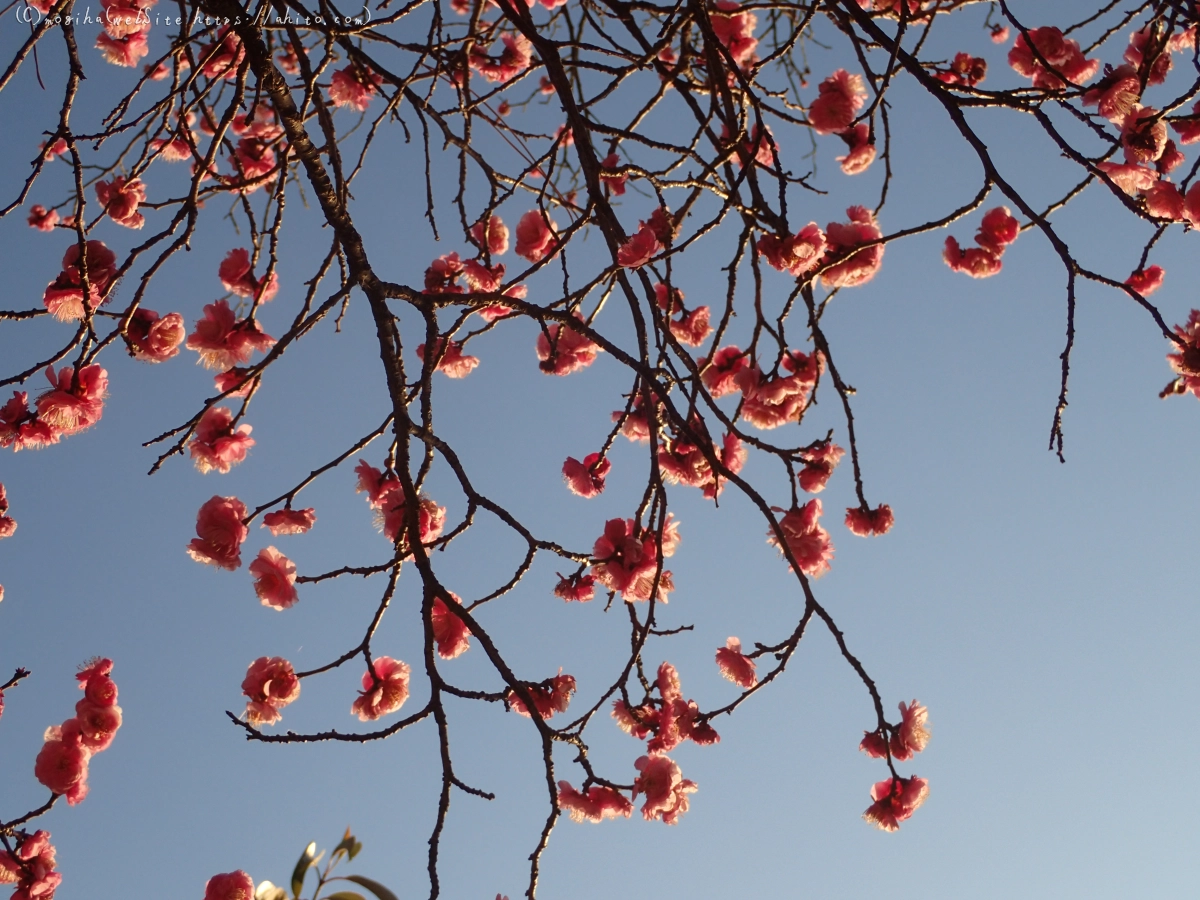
[1, 1, 1199, 898]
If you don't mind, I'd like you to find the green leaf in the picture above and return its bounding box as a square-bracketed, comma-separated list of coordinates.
[348, 840, 363, 861]
[332, 831, 358, 861]
[291, 842, 320, 899]
[325, 893, 366, 900]
[341, 875, 399, 900]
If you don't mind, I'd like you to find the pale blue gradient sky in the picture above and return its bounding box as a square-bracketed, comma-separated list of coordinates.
[1, 2, 1198, 898]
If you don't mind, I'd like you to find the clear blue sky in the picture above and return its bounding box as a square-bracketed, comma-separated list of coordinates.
[1, 2, 1198, 898]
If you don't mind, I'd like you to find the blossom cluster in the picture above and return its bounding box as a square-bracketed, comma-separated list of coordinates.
[33, 658, 122, 806]
[758, 206, 884, 288]
[558, 660, 715, 826]
[858, 700, 931, 830]
[0, 365, 108, 452]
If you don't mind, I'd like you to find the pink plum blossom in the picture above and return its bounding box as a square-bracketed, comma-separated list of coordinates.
[562, 452, 611, 498]
[554, 573, 595, 602]
[354, 460, 447, 550]
[0, 483, 13, 540]
[74, 697, 122, 753]
[470, 215, 510, 255]
[1082, 64, 1141, 125]
[424, 253, 465, 294]
[214, 368, 255, 398]
[715, 637, 757, 688]
[417, 339, 480, 378]
[798, 441, 844, 493]
[836, 123, 876, 175]
[262, 508, 316, 535]
[753, 223, 820, 273]
[891, 699, 930, 761]
[536, 316, 602, 375]
[186, 300, 276, 370]
[95, 176, 146, 229]
[808, 69, 866, 134]
[241, 657, 300, 726]
[250, 547, 298, 610]
[468, 33, 533, 83]
[126, 309, 186, 362]
[40, 137, 68, 160]
[189, 406, 255, 474]
[330, 65, 384, 110]
[187, 495, 249, 570]
[1171, 101, 1200, 144]
[276, 44, 301, 75]
[632, 754, 697, 824]
[1121, 106, 1169, 164]
[820, 206, 883, 289]
[199, 29, 244, 79]
[1126, 266, 1164, 296]
[734, 363, 810, 430]
[845, 503, 895, 536]
[1096, 161, 1157, 195]
[431, 594, 471, 659]
[943, 237, 1001, 278]
[767, 500, 834, 578]
[36, 364, 107, 436]
[1165, 309, 1200, 398]
[508, 672, 576, 718]
[34, 722, 90, 800]
[699, 345, 747, 397]
[557, 782, 634, 822]
[644, 662, 719, 754]
[710, 1, 758, 69]
[352, 656, 410, 721]
[975, 207, 1019, 255]
[1157, 141, 1184, 176]
[1008, 26, 1099, 89]
[97, 32, 150, 67]
[1144, 181, 1184, 220]
[934, 52, 986, 87]
[0, 390, 59, 451]
[43, 240, 119, 321]
[219, 248, 280, 302]
[591, 517, 674, 602]
[462, 260, 504, 293]
[617, 224, 663, 268]
[0, 831, 61, 900]
[1125, 26, 1172, 86]
[611, 700, 654, 739]
[515, 210, 559, 263]
[28, 204, 59, 232]
[599, 153, 628, 195]
[862, 776, 929, 831]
